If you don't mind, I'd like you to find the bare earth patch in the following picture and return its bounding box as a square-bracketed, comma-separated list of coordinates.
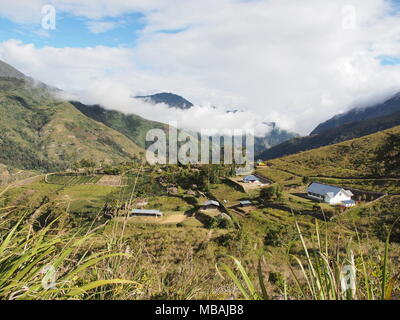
[96, 175, 123, 186]
[116, 213, 188, 225]
[161, 214, 187, 224]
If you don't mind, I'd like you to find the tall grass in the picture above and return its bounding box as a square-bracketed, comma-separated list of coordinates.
[220, 218, 399, 300]
[0, 216, 140, 300]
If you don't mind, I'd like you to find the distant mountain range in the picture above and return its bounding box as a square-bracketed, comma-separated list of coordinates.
[135, 92, 194, 109]
[0, 60, 301, 171]
[260, 91, 400, 160]
[254, 123, 298, 156]
[134, 91, 298, 153]
[311, 92, 400, 135]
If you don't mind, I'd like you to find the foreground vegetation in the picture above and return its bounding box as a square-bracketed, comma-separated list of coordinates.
[1, 161, 399, 300]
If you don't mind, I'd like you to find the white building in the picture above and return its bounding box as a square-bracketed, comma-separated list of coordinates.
[307, 182, 355, 206]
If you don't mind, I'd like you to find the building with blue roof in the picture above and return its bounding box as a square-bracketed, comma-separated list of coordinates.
[243, 175, 260, 183]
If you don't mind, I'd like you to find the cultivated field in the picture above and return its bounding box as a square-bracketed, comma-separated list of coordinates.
[46, 174, 102, 186]
[97, 175, 123, 186]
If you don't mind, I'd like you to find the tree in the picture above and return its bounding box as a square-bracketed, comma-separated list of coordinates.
[260, 186, 277, 201]
[275, 184, 284, 201]
[302, 176, 310, 185]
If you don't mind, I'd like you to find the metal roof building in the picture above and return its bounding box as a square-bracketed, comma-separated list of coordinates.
[240, 200, 252, 206]
[243, 175, 260, 183]
[131, 209, 163, 217]
[307, 183, 353, 198]
[203, 200, 220, 207]
[307, 182, 354, 206]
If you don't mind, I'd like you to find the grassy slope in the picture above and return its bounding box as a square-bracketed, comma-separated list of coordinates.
[0, 163, 37, 186]
[2, 166, 400, 299]
[0, 78, 144, 171]
[265, 125, 400, 179]
[70, 101, 168, 149]
[259, 111, 400, 160]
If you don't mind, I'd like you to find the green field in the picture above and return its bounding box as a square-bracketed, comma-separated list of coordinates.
[256, 167, 302, 186]
[46, 174, 102, 186]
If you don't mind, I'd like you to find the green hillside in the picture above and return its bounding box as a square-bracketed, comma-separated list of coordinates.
[0, 77, 144, 171]
[266, 125, 400, 178]
[311, 92, 400, 135]
[256, 125, 400, 194]
[260, 110, 400, 160]
[70, 101, 168, 149]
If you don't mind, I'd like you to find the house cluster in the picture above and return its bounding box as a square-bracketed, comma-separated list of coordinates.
[202, 199, 253, 210]
[307, 182, 356, 207]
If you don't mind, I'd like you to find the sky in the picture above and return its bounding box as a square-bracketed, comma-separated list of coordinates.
[0, 0, 400, 136]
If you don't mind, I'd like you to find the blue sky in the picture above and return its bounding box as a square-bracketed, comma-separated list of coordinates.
[0, 0, 400, 135]
[0, 1, 398, 67]
[378, 55, 400, 66]
[0, 12, 146, 48]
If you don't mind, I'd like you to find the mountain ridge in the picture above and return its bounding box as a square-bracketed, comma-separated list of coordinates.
[0, 63, 149, 171]
[135, 92, 194, 110]
[311, 91, 400, 135]
[259, 109, 400, 160]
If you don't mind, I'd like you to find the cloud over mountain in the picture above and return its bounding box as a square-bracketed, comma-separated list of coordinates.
[1, 0, 400, 134]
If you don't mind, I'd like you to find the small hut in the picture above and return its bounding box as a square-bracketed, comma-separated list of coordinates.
[243, 175, 260, 184]
[202, 200, 220, 210]
[240, 200, 252, 207]
[131, 209, 163, 217]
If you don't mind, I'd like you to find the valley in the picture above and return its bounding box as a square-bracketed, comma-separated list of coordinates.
[0, 60, 399, 301]
[1, 153, 400, 299]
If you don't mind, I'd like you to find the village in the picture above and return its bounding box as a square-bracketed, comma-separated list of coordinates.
[35, 159, 387, 230]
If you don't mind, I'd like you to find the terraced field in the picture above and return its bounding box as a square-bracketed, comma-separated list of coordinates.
[97, 175, 123, 186]
[46, 174, 102, 186]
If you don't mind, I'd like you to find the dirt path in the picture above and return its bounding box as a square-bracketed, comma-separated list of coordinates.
[12, 174, 44, 187]
[0, 174, 44, 198]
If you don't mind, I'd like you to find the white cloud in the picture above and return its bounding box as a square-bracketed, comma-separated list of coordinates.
[0, 0, 169, 23]
[1, 0, 400, 135]
[0, 0, 44, 24]
[86, 20, 121, 34]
